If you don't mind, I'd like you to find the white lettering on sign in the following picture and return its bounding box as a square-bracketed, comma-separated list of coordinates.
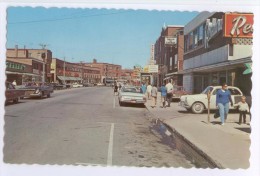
[230, 16, 253, 36]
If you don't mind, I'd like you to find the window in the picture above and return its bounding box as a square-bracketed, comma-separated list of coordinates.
[169, 57, 173, 70]
[174, 54, 178, 68]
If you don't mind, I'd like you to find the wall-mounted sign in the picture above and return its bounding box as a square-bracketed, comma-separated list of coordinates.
[148, 65, 158, 73]
[224, 13, 253, 38]
[165, 37, 177, 45]
[6, 62, 26, 70]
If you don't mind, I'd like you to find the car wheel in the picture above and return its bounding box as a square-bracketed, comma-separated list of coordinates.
[47, 93, 51, 98]
[13, 98, 19, 104]
[40, 92, 44, 99]
[191, 102, 205, 114]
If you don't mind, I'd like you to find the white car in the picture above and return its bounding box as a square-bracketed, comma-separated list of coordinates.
[179, 86, 243, 114]
[72, 83, 83, 88]
[118, 86, 146, 106]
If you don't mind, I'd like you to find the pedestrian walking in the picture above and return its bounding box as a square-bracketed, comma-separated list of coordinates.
[237, 96, 250, 125]
[151, 84, 158, 108]
[216, 83, 233, 125]
[114, 84, 118, 96]
[141, 83, 147, 95]
[160, 83, 167, 108]
[12, 80, 17, 87]
[146, 83, 152, 100]
[165, 80, 173, 107]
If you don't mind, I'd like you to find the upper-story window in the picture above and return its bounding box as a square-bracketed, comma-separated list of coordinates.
[185, 23, 205, 53]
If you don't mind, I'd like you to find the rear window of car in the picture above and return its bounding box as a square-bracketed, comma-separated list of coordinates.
[122, 87, 140, 93]
[228, 88, 241, 95]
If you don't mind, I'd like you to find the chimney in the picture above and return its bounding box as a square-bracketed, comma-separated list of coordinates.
[15, 45, 18, 57]
[93, 59, 97, 63]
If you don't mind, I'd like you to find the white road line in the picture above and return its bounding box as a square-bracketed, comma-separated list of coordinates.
[107, 123, 114, 166]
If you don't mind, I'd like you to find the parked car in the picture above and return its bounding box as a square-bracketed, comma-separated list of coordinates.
[18, 82, 54, 98]
[83, 83, 94, 87]
[179, 86, 243, 114]
[50, 82, 66, 90]
[72, 82, 83, 88]
[97, 83, 104, 86]
[5, 82, 26, 104]
[170, 86, 190, 101]
[118, 86, 146, 106]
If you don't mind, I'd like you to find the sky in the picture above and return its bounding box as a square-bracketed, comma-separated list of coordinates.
[6, 7, 199, 69]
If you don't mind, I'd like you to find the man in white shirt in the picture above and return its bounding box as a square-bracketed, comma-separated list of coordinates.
[165, 80, 173, 107]
[146, 83, 152, 100]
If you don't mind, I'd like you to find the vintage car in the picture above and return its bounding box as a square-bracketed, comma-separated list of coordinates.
[170, 86, 190, 101]
[19, 82, 54, 98]
[5, 82, 26, 103]
[72, 82, 83, 88]
[179, 86, 243, 114]
[118, 86, 146, 106]
[50, 82, 66, 90]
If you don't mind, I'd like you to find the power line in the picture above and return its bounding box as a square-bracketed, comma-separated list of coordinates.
[8, 11, 132, 25]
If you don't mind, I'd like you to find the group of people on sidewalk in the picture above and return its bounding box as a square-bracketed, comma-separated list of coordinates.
[216, 83, 250, 126]
[141, 80, 174, 108]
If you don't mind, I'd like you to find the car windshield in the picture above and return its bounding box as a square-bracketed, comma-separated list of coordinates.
[201, 86, 213, 94]
[122, 87, 140, 93]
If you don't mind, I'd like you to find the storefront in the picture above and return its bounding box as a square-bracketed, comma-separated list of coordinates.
[183, 12, 253, 95]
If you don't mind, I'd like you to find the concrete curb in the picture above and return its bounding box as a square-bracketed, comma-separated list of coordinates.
[145, 104, 224, 168]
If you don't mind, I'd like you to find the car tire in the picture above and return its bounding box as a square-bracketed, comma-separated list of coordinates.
[13, 98, 19, 104]
[191, 102, 205, 114]
[47, 93, 51, 98]
[40, 92, 44, 99]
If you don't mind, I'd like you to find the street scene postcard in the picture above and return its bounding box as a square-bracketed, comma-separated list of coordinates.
[1, 2, 259, 176]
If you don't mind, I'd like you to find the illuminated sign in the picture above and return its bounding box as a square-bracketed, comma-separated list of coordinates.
[224, 13, 253, 38]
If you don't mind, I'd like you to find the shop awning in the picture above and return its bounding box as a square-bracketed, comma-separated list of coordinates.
[163, 76, 172, 81]
[57, 76, 82, 81]
[5, 71, 41, 77]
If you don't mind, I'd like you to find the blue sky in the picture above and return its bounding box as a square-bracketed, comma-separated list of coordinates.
[7, 7, 198, 69]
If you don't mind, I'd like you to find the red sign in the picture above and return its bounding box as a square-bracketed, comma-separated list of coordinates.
[224, 13, 253, 38]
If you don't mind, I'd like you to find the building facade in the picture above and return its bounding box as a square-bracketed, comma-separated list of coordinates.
[85, 59, 122, 84]
[183, 12, 253, 95]
[6, 46, 52, 84]
[51, 58, 101, 84]
[154, 25, 184, 86]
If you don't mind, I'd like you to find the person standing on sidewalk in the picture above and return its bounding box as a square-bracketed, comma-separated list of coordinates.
[237, 96, 250, 125]
[160, 83, 167, 108]
[216, 83, 233, 125]
[165, 80, 173, 107]
[151, 84, 158, 108]
[141, 83, 147, 95]
[146, 83, 152, 100]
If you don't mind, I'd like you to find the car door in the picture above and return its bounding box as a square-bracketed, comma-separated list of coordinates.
[228, 87, 243, 105]
[210, 88, 219, 109]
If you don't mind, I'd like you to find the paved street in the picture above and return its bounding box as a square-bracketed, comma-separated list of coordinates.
[4, 87, 193, 167]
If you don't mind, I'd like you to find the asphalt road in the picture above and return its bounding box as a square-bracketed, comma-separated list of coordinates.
[4, 87, 194, 167]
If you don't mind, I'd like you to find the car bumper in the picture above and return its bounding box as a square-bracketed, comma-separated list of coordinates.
[120, 100, 146, 104]
[179, 101, 191, 109]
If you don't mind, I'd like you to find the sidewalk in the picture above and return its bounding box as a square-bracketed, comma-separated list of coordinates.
[145, 94, 251, 169]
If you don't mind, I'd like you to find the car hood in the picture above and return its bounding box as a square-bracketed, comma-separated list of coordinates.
[180, 93, 207, 100]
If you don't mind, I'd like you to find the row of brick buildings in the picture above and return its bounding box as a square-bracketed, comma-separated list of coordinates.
[5, 46, 134, 85]
[153, 12, 253, 95]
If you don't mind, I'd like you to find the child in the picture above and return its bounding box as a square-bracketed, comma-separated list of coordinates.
[237, 96, 250, 125]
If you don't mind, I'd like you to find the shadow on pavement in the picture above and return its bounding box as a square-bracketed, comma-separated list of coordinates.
[235, 127, 251, 134]
[120, 103, 146, 108]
